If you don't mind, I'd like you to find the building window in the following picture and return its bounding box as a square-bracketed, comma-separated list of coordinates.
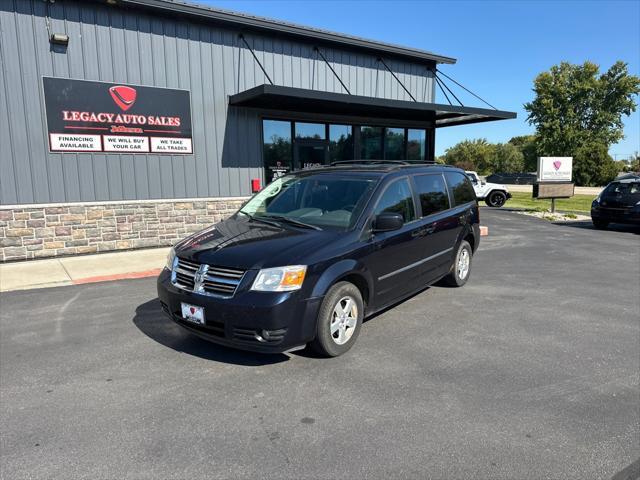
[295, 122, 325, 140]
[407, 129, 426, 161]
[329, 124, 353, 163]
[360, 126, 383, 159]
[263, 119, 432, 183]
[263, 120, 292, 181]
[384, 127, 405, 160]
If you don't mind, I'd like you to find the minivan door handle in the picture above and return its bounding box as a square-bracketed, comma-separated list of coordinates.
[412, 224, 435, 238]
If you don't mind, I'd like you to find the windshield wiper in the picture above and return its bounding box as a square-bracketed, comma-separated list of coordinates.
[238, 211, 281, 228]
[262, 215, 322, 230]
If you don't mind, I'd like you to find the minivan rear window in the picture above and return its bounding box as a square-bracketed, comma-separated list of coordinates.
[413, 174, 450, 216]
[444, 172, 476, 206]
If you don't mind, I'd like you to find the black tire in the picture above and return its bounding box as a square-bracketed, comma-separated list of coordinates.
[485, 190, 507, 208]
[592, 218, 609, 229]
[442, 240, 473, 287]
[309, 281, 364, 357]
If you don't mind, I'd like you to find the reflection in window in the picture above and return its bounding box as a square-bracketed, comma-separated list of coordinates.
[360, 126, 383, 159]
[414, 174, 450, 216]
[263, 120, 292, 182]
[384, 128, 405, 160]
[374, 178, 416, 222]
[295, 122, 325, 140]
[329, 125, 353, 163]
[445, 171, 476, 206]
[407, 129, 426, 160]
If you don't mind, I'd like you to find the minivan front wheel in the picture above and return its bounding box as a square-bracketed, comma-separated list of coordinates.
[442, 240, 473, 287]
[310, 281, 363, 357]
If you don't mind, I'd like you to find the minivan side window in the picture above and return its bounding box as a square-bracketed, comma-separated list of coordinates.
[444, 172, 476, 206]
[413, 174, 450, 217]
[374, 178, 416, 223]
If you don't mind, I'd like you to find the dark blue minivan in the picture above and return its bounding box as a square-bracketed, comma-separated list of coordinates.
[157, 163, 479, 357]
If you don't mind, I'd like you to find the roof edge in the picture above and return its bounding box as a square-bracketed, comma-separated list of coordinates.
[108, 0, 457, 65]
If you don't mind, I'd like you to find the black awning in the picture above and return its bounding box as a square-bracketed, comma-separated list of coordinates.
[229, 84, 516, 128]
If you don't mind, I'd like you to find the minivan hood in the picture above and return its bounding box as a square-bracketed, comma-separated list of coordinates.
[175, 215, 337, 270]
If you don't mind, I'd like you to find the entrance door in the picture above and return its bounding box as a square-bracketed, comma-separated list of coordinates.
[294, 141, 328, 171]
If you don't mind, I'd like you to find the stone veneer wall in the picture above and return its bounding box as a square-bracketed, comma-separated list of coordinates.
[0, 198, 247, 262]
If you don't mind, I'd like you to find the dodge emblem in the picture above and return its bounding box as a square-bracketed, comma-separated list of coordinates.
[193, 264, 209, 293]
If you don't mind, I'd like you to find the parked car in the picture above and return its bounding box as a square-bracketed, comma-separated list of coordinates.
[485, 172, 537, 185]
[591, 175, 640, 229]
[157, 163, 480, 357]
[465, 171, 512, 207]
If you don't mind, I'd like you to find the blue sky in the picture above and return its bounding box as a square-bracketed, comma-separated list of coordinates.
[204, 0, 639, 158]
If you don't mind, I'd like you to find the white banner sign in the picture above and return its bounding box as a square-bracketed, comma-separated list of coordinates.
[150, 137, 193, 154]
[537, 157, 573, 182]
[103, 135, 149, 153]
[49, 134, 102, 152]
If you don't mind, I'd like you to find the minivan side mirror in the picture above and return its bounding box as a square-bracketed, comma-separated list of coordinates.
[373, 212, 404, 232]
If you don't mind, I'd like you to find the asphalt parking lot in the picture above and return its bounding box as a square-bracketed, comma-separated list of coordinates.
[1, 210, 638, 480]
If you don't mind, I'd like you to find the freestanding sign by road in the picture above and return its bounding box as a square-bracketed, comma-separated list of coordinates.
[534, 157, 575, 212]
[43, 77, 193, 154]
[537, 157, 573, 182]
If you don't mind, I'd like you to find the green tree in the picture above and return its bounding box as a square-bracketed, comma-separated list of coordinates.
[627, 152, 640, 172]
[442, 139, 496, 174]
[493, 143, 525, 173]
[508, 135, 538, 171]
[524, 61, 639, 184]
[573, 142, 618, 186]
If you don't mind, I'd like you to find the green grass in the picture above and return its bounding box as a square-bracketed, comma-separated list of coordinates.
[501, 192, 594, 213]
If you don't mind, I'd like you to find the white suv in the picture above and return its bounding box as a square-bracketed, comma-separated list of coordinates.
[465, 171, 512, 207]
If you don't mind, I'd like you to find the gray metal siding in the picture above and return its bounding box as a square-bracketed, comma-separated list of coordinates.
[0, 0, 436, 205]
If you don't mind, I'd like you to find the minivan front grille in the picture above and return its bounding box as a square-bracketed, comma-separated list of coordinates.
[172, 257, 245, 298]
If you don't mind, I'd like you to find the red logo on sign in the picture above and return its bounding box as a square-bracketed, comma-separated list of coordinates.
[109, 85, 137, 111]
[190, 307, 196, 315]
[553, 160, 562, 171]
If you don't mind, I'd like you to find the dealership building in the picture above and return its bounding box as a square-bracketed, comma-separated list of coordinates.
[0, 0, 515, 262]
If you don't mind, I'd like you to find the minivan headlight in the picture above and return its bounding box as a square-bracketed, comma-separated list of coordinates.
[166, 247, 176, 270]
[251, 265, 307, 292]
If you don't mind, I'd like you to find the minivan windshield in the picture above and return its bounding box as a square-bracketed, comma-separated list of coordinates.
[239, 173, 379, 230]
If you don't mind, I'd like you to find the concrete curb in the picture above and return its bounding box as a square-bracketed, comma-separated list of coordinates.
[0, 247, 169, 293]
[72, 268, 163, 285]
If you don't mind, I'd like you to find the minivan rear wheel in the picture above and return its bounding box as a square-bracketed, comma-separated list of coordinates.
[309, 281, 363, 357]
[442, 240, 473, 287]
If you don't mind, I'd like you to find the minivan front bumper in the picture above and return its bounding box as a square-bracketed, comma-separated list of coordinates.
[156, 268, 322, 353]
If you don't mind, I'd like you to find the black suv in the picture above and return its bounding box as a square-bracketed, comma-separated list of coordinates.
[157, 163, 480, 357]
[591, 175, 640, 229]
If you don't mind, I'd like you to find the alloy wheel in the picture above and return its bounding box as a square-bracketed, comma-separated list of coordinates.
[457, 248, 470, 280]
[330, 296, 358, 345]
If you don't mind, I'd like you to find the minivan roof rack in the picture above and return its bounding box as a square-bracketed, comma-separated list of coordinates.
[329, 160, 437, 167]
[330, 160, 409, 166]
